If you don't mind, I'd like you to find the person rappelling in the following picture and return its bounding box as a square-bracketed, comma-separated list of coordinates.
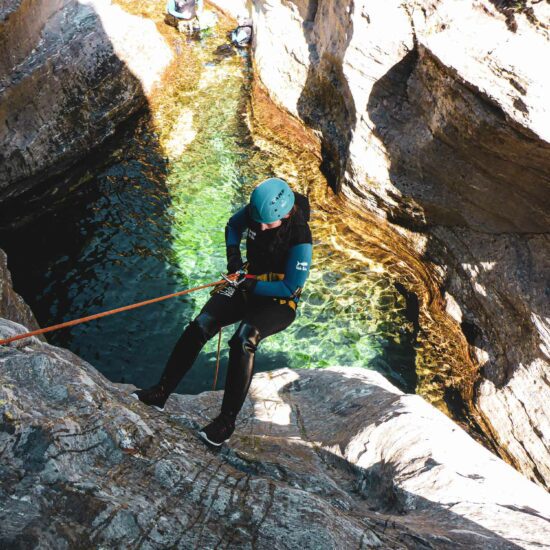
[231, 13, 253, 48]
[132, 178, 313, 446]
[165, 0, 217, 34]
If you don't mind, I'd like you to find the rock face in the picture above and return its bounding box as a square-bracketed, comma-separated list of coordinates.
[0, 249, 40, 335]
[250, 0, 550, 487]
[1, 318, 549, 549]
[0, 0, 172, 203]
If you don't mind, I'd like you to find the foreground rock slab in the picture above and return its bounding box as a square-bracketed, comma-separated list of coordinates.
[1, 323, 549, 549]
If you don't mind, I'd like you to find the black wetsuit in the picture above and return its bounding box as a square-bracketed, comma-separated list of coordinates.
[158, 194, 313, 419]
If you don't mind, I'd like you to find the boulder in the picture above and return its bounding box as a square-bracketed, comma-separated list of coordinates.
[0, 0, 172, 202]
[249, 0, 550, 487]
[1, 323, 549, 548]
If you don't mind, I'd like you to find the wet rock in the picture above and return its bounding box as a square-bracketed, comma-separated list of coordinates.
[214, 43, 236, 59]
[250, 0, 550, 486]
[0, 328, 549, 548]
[0, 0, 172, 202]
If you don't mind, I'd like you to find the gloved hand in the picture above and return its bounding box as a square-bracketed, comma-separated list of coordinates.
[236, 272, 257, 294]
[226, 245, 244, 274]
[234, 271, 258, 294]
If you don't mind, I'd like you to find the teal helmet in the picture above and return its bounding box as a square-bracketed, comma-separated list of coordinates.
[249, 178, 295, 224]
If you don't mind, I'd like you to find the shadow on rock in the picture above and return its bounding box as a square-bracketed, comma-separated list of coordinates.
[223, 367, 549, 549]
[0, 0, 171, 228]
[291, 0, 357, 193]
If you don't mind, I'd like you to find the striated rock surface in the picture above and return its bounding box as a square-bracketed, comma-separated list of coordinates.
[250, 0, 550, 487]
[0, 0, 172, 202]
[1, 318, 549, 548]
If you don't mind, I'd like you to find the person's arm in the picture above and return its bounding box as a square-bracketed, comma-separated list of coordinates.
[252, 243, 313, 298]
[225, 207, 248, 273]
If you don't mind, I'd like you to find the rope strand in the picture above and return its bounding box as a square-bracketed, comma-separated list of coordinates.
[0, 279, 225, 346]
[213, 327, 223, 391]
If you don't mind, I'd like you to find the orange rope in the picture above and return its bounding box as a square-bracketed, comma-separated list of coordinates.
[0, 279, 225, 346]
[212, 327, 223, 391]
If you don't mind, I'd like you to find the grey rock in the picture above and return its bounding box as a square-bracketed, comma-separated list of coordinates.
[1, 328, 549, 548]
[0, 248, 41, 335]
[249, 0, 550, 486]
[0, 0, 172, 203]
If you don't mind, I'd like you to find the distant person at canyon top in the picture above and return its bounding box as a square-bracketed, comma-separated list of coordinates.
[171, 0, 201, 19]
[231, 13, 253, 48]
[133, 178, 313, 446]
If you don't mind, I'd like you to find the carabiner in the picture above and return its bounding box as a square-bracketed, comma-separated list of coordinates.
[220, 270, 246, 287]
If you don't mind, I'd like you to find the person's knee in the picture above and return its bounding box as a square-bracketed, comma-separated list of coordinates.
[191, 312, 219, 343]
[229, 323, 261, 354]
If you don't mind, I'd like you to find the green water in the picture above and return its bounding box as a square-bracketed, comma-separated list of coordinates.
[2, 31, 416, 395]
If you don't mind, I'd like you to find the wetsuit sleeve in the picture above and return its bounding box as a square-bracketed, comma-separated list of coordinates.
[253, 243, 313, 298]
[225, 207, 248, 247]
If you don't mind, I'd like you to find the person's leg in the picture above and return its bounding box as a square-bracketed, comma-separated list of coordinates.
[133, 286, 245, 409]
[157, 311, 219, 394]
[221, 300, 295, 418]
[199, 299, 295, 444]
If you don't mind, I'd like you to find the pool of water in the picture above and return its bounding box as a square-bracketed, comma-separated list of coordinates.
[1, 24, 417, 395]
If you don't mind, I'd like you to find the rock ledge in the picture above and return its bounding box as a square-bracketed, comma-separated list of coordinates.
[1, 320, 549, 549]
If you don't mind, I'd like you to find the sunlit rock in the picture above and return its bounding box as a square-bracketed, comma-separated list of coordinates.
[209, 0, 248, 20]
[250, 0, 550, 487]
[81, 0, 172, 95]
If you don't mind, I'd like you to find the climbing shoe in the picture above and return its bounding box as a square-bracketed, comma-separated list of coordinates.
[132, 384, 170, 411]
[198, 414, 235, 446]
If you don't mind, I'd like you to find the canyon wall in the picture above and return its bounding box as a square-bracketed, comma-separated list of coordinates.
[0, 0, 172, 204]
[0, 0, 549, 544]
[0, 249, 40, 335]
[250, 0, 550, 487]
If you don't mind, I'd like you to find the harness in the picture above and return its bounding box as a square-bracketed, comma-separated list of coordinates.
[212, 272, 298, 311]
[255, 272, 298, 311]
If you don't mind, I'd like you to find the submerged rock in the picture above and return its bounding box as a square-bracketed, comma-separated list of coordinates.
[214, 43, 236, 59]
[250, 0, 550, 487]
[0, 322, 549, 548]
[0, 0, 172, 203]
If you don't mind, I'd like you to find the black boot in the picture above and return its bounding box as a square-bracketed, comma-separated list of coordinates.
[198, 324, 260, 445]
[132, 312, 219, 410]
[132, 384, 170, 411]
[198, 413, 236, 446]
